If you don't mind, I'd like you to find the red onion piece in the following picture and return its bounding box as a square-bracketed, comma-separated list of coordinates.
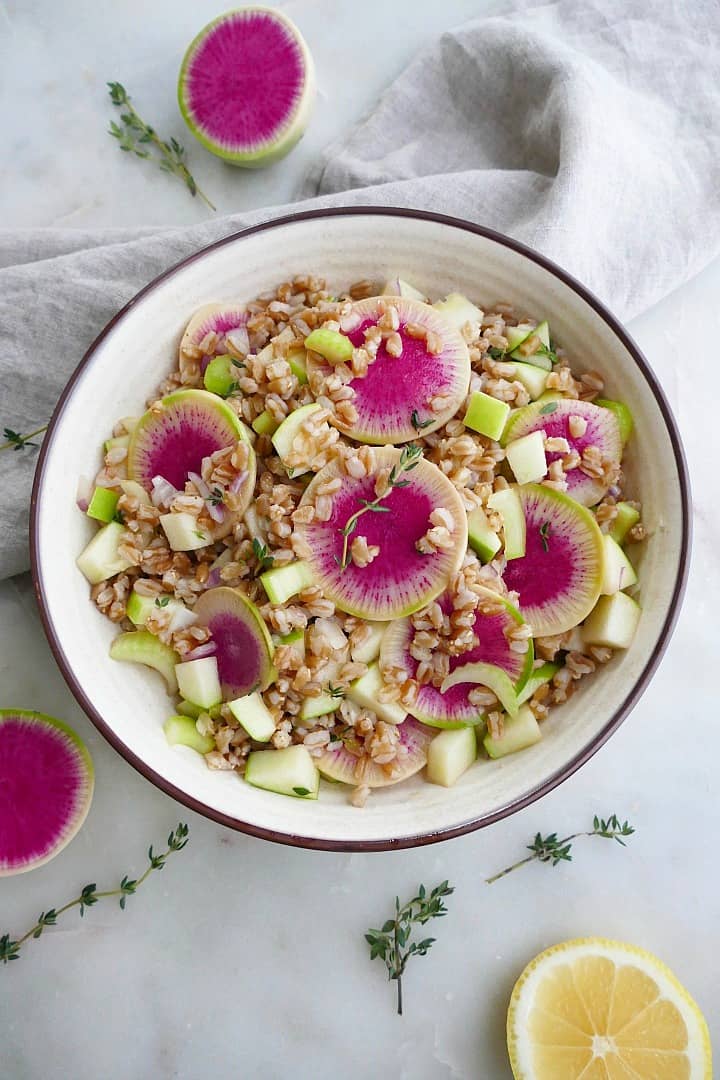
[225, 326, 249, 356]
[183, 641, 217, 662]
[200, 355, 212, 374]
[76, 474, 93, 513]
[151, 475, 179, 508]
[229, 470, 248, 494]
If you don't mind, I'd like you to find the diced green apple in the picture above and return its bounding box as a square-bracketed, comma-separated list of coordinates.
[517, 662, 560, 705]
[243, 506, 265, 541]
[582, 592, 641, 649]
[382, 277, 427, 301]
[251, 410, 280, 436]
[441, 661, 519, 717]
[504, 362, 549, 400]
[271, 403, 323, 477]
[609, 502, 641, 545]
[463, 391, 511, 441]
[86, 486, 120, 523]
[505, 323, 535, 352]
[287, 347, 308, 385]
[348, 663, 406, 725]
[300, 693, 340, 721]
[109, 631, 180, 693]
[467, 507, 502, 563]
[487, 487, 526, 559]
[304, 328, 353, 365]
[227, 692, 276, 742]
[277, 628, 306, 663]
[164, 714, 215, 755]
[426, 726, 477, 787]
[483, 704, 542, 758]
[261, 560, 314, 605]
[103, 434, 130, 453]
[509, 320, 551, 361]
[203, 354, 237, 397]
[76, 521, 132, 585]
[600, 535, 638, 595]
[432, 293, 483, 330]
[176, 699, 222, 720]
[506, 430, 548, 484]
[596, 398, 634, 444]
[175, 656, 222, 709]
[160, 512, 211, 551]
[119, 479, 152, 505]
[126, 587, 194, 630]
[245, 745, 320, 799]
[350, 622, 388, 664]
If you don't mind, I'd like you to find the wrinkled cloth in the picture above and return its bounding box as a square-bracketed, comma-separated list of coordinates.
[2, 0, 719, 578]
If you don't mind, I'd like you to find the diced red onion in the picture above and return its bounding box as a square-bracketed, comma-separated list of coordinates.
[76, 474, 93, 512]
[188, 471, 211, 500]
[151, 475, 179, 508]
[225, 326, 249, 356]
[206, 569, 222, 588]
[189, 471, 226, 523]
[229, 470, 247, 494]
[200, 355, 212, 374]
[183, 641, 217, 662]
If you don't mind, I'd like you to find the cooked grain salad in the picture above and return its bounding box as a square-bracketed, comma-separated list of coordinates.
[76, 275, 645, 805]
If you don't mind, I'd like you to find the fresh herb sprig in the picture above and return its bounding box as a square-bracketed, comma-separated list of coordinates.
[337, 445, 423, 570]
[365, 880, 453, 1016]
[1, 425, 48, 454]
[485, 814, 634, 885]
[107, 83, 215, 211]
[411, 410, 433, 431]
[1, 824, 189, 965]
[539, 521, 552, 552]
[253, 538, 275, 571]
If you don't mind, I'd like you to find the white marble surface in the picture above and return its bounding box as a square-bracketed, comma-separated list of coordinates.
[2, 1, 719, 1077]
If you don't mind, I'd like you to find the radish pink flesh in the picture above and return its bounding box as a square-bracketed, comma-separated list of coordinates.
[184, 306, 248, 351]
[315, 719, 435, 787]
[0, 711, 93, 876]
[502, 484, 604, 636]
[193, 587, 274, 699]
[182, 11, 307, 152]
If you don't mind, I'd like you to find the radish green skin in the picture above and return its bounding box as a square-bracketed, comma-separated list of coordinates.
[0, 710, 94, 877]
[178, 8, 316, 168]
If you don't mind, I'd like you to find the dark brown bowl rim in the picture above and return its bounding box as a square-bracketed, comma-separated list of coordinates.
[30, 206, 691, 852]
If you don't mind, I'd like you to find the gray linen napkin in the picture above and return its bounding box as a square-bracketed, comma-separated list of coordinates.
[2, 0, 719, 579]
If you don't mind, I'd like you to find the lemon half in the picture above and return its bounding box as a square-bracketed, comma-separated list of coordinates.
[507, 938, 712, 1079]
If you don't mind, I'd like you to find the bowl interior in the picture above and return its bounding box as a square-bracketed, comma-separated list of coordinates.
[33, 210, 688, 849]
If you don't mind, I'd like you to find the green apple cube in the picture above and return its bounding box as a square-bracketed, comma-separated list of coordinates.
[517, 662, 560, 705]
[348, 663, 406, 725]
[86, 487, 120, 524]
[487, 487, 526, 560]
[441, 660, 519, 717]
[506, 430, 548, 484]
[251, 409, 280, 437]
[287, 347, 308, 385]
[483, 704, 542, 759]
[596, 398, 634, 444]
[426, 726, 477, 787]
[176, 699, 222, 720]
[164, 714, 215, 755]
[582, 592, 641, 649]
[467, 507, 502, 563]
[109, 631, 180, 693]
[601, 535, 638, 595]
[261, 560, 314, 605]
[120, 479, 152, 505]
[277, 628, 306, 663]
[271, 404, 322, 477]
[432, 293, 483, 329]
[245, 745, 320, 799]
[76, 521, 132, 585]
[509, 320, 550, 359]
[175, 656, 222, 709]
[103, 434, 130, 453]
[300, 693, 340, 721]
[126, 587, 193, 630]
[463, 391, 511, 441]
[505, 323, 535, 352]
[304, 328, 353, 365]
[227, 692, 276, 742]
[203, 355, 237, 397]
[243, 506, 265, 541]
[382, 277, 427, 301]
[160, 512, 210, 551]
[505, 362, 549, 400]
[349, 621, 388, 664]
[609, 502, 641, 545]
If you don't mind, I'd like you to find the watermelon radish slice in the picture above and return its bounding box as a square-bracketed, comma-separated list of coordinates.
[179, 304, 249, 360]
[503, 399, 621, 506]
[380, 589, 533, 728]
[314, 719, 435, 788]
[0, 710, 93, 877]
[306, 297, 470, 444]
[503, 484, 604, 636]
[128, 389, 253, 491]
[295, 448, 468, 620]
[178, 8, 316, 168]
[193, 587, 275, 699]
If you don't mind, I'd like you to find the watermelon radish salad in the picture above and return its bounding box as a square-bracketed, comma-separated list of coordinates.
[76, 276, 646, 807]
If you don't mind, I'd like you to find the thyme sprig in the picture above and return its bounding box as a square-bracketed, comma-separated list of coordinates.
[539, 521, 552, 552]
[337, 445, 423, 570]
[107, 83, 215, 211]
[1, 425, 48, 454]
[253, 538, 275, 571]
[0, 824, 189, 965]
[365, 880, 454, 1015]
[485, 814, 634, 885]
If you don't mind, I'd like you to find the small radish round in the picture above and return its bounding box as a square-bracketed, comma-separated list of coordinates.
[503, 399, 621, 506]
[0, 710, 93, 877]
[503, 484, 604, 636]
[193, 587, 275, 699]
[295, 448, 468, 620]
[380, 589, 533, 728]
[180, 304, 249, 362]
[306, 297, 470, 444]
[178, 8, 316, 168]
[314, 718, 434, 787]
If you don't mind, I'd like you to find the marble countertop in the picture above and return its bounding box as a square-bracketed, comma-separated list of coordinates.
[2, 2, 718, 1077]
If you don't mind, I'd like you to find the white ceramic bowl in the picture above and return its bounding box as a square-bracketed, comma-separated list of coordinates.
[31, 208, 690, 850]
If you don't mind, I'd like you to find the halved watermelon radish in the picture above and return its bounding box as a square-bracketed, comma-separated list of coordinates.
[0, 710, 93, 877]
[306, 297, 470, 444]
[193, 587, 275, 699]
[503, 484, 604, 636]
[380, 589, 533, 728]
[314, 718, 434, 787]
[503, 399, 621, 506]
[179, 304, 249, 360]
[178, 8, 316, 168]
[295, 448, 468, 620]
[128, 389, 252, 491]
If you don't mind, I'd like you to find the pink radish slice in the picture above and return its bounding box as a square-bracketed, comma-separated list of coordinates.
[179, 304, 249, 360]
[178, 9, 315, 167]
[503, 399, 621, 506]
[380, 591, 533, 728]
[296, 448, 468, 621]
[314, 719, 435, 787]
[0, 710, 93, 877]
[193, 587, 275, 699]
[502, 484, 604, 637]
